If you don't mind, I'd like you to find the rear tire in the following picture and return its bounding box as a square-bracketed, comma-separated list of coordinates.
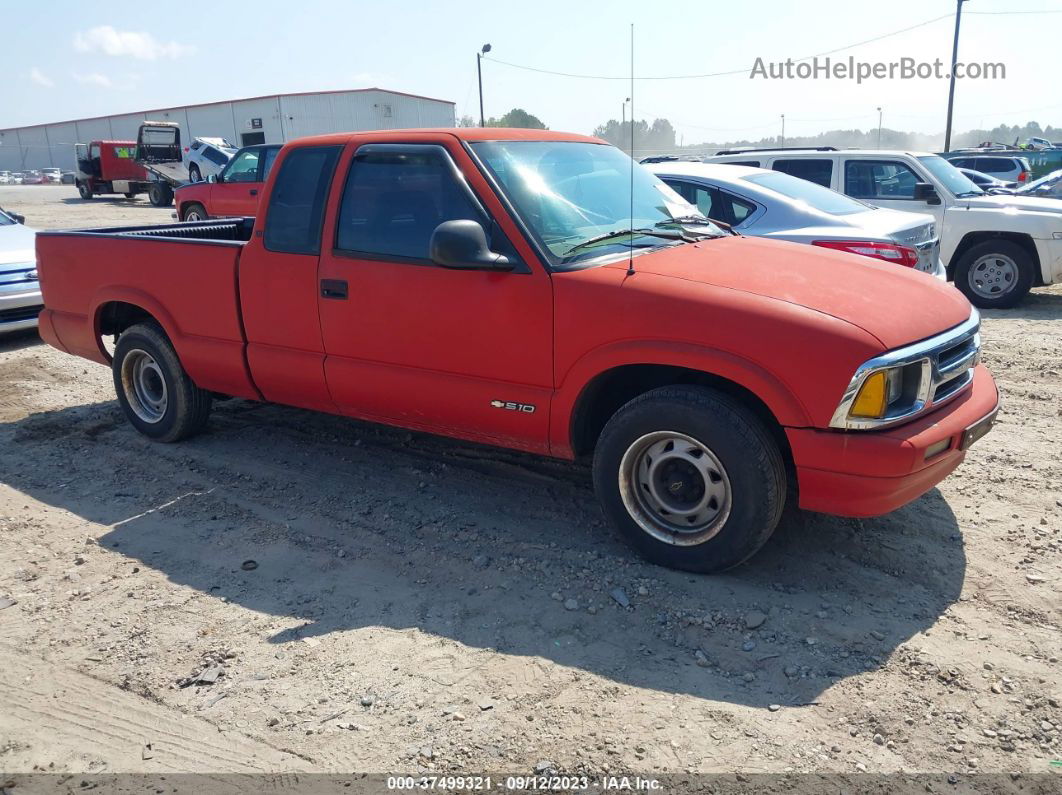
[77, 181, 93, 200]
[148, 183, 174, 207]
[112, 322, 212, 443]
[188, 164, 202, 183]
[954, 239, 1034, 309]
[592, 386, 785, 573]
[181, 202, 208, 222]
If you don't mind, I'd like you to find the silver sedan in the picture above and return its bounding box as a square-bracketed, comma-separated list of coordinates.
[0, 206, 41, 335]
[649, 162, 946, 279]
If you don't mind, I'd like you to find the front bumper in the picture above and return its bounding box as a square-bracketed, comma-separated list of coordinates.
[0, 286, 43, 334]
[787, 364, 998, 517]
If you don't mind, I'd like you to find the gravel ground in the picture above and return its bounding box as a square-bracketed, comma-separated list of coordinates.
[0, 185, 1059, 779]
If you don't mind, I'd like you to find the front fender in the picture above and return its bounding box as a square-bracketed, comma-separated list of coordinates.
[549, 339, 813, 459]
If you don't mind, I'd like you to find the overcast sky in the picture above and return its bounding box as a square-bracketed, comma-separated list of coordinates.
[5, 0, 1061, 142]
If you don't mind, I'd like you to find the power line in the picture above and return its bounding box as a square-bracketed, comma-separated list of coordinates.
[483, 8, 1062, 82]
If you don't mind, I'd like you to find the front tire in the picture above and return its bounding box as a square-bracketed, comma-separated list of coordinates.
[112, 323, 212, 443]
[77, 181, 93, 200]
[188, 164, 202, 183]
[954, 239, 1034, 309]
[181, 202, 208, 222]
[593, 386, 785, 573]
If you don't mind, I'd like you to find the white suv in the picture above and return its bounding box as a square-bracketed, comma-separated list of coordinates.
[183, 137, 237, 183]
[703, 148, 1062, 308]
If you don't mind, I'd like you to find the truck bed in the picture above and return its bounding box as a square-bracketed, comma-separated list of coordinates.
[36, 218, 260, 401]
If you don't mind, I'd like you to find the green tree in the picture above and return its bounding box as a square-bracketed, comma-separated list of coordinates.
[456, 115, 477, 128]
[486, 108, 547, 129]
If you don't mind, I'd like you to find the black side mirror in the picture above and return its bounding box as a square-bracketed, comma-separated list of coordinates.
[430, 220, 512, 271]
[10, 212, 25, 224]
[913, 182, 940, 205]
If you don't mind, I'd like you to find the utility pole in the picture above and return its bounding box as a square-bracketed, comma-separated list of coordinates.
[477, 44, 492, 127]
[622, 97, 630, 126]
[877, 106, 883, 148]
[943, 0, 969, 152]
[780, 114, 785, 147]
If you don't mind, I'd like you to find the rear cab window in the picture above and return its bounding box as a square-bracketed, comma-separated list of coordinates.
[771, 158, 834, 188]
[263, 145, 342, 255]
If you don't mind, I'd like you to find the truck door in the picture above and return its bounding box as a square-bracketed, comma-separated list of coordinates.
[213, 149, 265, 217]
[842, 157, 946, 229]
[316, 140, 554, 453]
[239, 144, 343, 412]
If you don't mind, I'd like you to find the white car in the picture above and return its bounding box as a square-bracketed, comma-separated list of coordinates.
[40, 167, 63, 185]
[647, 162, 945, 279]
[0, 206, 41, 334]
[0, 171, 12, 185]
[703, 148, 1062, 308]
[184, 137, 237, 183]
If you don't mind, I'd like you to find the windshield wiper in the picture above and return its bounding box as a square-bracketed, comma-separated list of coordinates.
[562, 227, 689, 258]
[655, 216, 733, 236]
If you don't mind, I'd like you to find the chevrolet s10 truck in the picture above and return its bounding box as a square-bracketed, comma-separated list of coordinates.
[36, 129, 1000, 573]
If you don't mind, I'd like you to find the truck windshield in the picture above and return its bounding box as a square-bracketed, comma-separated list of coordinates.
[918, 155, 983, 198]
[470, 140, 721, 267]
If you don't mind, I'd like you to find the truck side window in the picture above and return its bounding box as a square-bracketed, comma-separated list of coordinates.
[264, 145, 341, 255]
[844, 160, 920, 199]
[335, 145, 485, 262]
[772, 159, 833, 188]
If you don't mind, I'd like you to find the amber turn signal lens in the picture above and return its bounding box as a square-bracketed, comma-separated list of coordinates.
[850, 371, 888, 418]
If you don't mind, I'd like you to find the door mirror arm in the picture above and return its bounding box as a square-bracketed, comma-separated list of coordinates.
[430, 220, 513, 271]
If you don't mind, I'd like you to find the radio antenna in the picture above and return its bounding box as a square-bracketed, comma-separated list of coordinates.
[627, 22, 635, 277]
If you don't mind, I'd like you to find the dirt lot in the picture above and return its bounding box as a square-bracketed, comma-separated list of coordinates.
[1, 185, 1060, 780]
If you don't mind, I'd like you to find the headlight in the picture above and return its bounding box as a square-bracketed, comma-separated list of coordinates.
[829, 310, 981, 430]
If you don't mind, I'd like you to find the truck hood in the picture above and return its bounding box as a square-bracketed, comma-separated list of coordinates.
[622, 236, 971, 350]
[958, 193, 1062, 216]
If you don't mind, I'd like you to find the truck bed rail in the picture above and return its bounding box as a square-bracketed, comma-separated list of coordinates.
[48, 218, 255, 243]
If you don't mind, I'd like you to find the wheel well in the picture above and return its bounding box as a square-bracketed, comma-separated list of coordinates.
[569, 364, 793, 468]
[98, 301, 157, 337]
[948, 232, 1042, 285]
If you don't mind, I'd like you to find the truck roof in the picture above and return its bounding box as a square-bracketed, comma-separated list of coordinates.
[289, 127, 605, 148]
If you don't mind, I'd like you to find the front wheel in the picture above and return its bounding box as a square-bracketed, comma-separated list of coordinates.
[77, 181, 93, 200]
[181, 202, 208, 222]
[188, 164, 201, 183]
[592, 386, 786, 573]
[112, 322, 212, 443]
[954, 240, 1035, 309]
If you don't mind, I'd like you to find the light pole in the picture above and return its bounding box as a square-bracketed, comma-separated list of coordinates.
[877, 106, 883, 148]
[477, 44, 492, 127]
[780, 114, 785, 147]
[622, 97, 630, 126]
[943, 0, 969, 152]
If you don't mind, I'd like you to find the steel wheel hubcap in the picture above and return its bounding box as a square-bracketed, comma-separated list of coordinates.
[618, 431, 732, 546]
[186, 211, 201, 221]
[969, 253, 1017, 299]
[121, 349, 168, 423]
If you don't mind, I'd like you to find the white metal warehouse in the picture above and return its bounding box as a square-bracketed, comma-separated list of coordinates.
[0, 88, 455, 172]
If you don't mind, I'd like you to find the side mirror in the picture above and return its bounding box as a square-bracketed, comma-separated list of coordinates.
[207, 174, 219, 184]
[11, 212, 25, 224]
[913, 182, 940, 205]
[430, 220, 512, 271]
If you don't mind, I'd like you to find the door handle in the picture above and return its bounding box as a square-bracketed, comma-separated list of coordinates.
[320, 279, 348, 299]
[249, 188, 258, 196]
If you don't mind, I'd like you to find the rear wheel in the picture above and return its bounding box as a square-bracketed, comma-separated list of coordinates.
[112, 322, 212, 443]
[188, 164, 202, 183]
[147, 183, 174, 207]
[181, 202, 208, 222]
[954, 239, 1034, 309]
[77, 181, 93, 200]
[592, 386, 786, 573]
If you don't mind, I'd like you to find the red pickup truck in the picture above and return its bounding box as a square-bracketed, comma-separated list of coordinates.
[175, 143, 282, 221]
[36, 128, 999, 573]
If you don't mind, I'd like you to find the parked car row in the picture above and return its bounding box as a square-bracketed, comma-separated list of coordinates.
[701, 147, 1062, 308]
[0, 169, 75, 185]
